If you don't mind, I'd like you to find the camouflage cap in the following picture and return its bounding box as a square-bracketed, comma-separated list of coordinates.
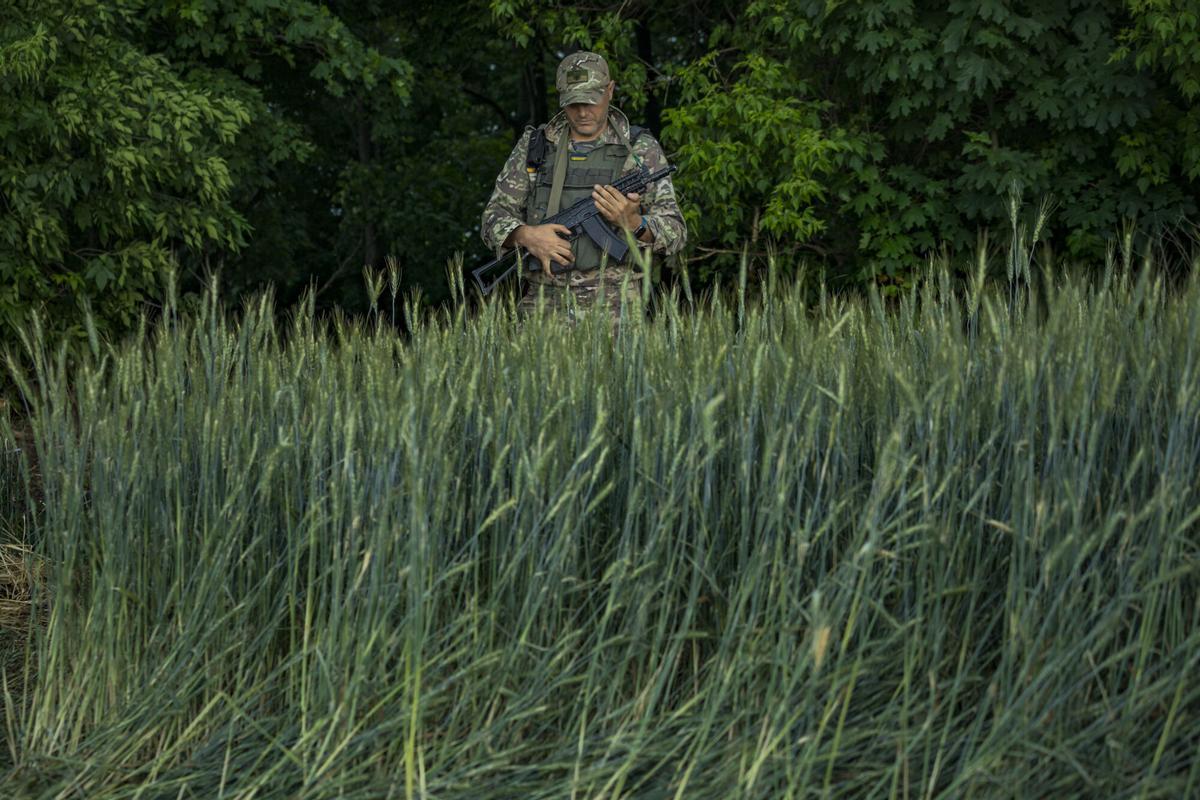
[556, 51, 611, 107]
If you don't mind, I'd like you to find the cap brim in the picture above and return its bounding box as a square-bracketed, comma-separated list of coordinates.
[559, 90, 604, 107]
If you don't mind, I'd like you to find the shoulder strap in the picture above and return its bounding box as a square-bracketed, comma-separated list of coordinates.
[628, 125, 647, 144]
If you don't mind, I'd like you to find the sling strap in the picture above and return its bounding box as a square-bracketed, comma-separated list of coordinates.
[545, 126, 572, 217]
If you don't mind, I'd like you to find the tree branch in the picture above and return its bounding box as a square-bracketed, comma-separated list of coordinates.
[462, 86, 520, 138]
[314, 239, 363, 300]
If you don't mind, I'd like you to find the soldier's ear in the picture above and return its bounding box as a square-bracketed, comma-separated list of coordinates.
[605, 82, 614, 101]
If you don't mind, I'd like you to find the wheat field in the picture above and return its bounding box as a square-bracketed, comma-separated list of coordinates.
[1, 251, 1198, 798]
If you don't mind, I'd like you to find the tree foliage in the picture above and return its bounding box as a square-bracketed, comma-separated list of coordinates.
[0, 0, 407, 338]
[1120, 0, 1200, 99]
[1117, 0, 1200, 182]
[818, 0, 1196, 268]
[1, 0, 251, 334]
[663, 51, 861, 272]
[3, 0, 1199, 339]
[662, 0, 1199, 278]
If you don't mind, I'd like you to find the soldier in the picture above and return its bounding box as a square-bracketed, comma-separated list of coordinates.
[481, 51, 686, 325]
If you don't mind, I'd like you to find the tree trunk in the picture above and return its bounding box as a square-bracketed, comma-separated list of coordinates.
[356, 101, 378, 271]
[636, 20, 661, 136]
[526, 43, 548, 128]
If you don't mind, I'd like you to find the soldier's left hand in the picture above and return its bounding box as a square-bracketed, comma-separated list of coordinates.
[592, 185, 642, 232]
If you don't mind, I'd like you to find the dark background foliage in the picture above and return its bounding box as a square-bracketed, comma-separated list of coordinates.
[2, 0, 1197, 338]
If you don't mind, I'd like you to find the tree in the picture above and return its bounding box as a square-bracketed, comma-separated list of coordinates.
[660, 1, 1200, 281]
[660, 15, 866, 278]
[0, 0, 409, 339]
[1, 0, 252, 336]
[1117, 0, 1200, 185]
[197, 0, 534, 309]
[803, 0, 1196, 270]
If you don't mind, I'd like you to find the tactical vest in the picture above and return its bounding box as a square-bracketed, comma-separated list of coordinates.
[526, 127, 642, 270]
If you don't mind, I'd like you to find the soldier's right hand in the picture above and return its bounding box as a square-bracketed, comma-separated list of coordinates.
[515, 224, 574, 277]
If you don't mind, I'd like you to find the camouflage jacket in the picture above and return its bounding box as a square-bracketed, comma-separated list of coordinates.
[480, 107, 687, 260]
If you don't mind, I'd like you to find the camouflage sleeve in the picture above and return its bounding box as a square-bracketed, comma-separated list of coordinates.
[481, 129, 534, 253]
[631, 134, 687, 257]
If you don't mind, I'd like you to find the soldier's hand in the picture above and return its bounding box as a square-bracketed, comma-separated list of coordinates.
[515, 224, 574, 276]
[593, 185, 642, 231]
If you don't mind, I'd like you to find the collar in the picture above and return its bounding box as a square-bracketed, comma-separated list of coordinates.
[544, 106, 634, 147]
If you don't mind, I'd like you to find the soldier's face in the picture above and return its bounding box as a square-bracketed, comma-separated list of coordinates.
[564, 82, 614, 140]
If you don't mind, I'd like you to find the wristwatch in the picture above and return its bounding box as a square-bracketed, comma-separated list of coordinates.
[633, 216, 647, 238]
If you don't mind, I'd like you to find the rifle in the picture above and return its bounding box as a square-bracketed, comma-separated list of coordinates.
[471, 164, 677, 296]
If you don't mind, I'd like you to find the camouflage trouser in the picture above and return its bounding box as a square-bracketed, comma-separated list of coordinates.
[517, 266, 645, 329]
